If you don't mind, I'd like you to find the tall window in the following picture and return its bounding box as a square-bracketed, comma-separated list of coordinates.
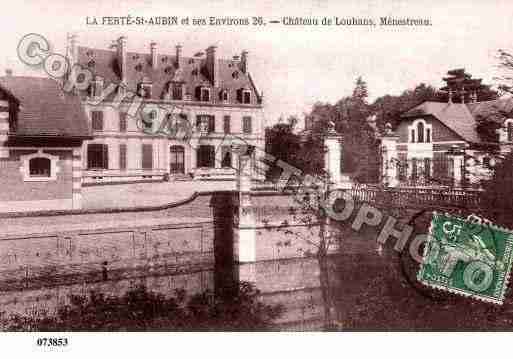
[424, 158, 431, 180]
[170, 146, 185, 174]
[87, 144, 108, 169]
[242, 116, 252, 134]
[508, 121, 513, 142]
[29, 157, 51, 177]
[411, 158, 418, 182]
[91, 111, 104, 131]
[119, 144, 127, 170]
[223, 115, 231, 134]
[417, 122, 424, 143]
[119, 112, 127, 132]
[142, 144, 153, 169]
[172, 83, 183, 100]
[410, 120, 431, 143]
[197, 145, 215, 168]
[221, 146, 232, 168]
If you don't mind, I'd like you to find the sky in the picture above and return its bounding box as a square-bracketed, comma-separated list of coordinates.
[2, 0, 513, 129]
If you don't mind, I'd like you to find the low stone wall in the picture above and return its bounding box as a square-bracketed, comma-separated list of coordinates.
[0, 192, 223, 318]
[0, 189, 334, 324]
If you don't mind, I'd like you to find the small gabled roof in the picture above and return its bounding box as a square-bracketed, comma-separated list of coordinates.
[0, 76, 91, 138]
[401, 101, 481, 143]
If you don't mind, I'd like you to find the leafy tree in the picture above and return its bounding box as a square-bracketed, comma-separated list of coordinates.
[496, 49, 513, 95]
[352, 76, 369, 102]
[371, 83, 440, 131]
[264, 116, 302, 179]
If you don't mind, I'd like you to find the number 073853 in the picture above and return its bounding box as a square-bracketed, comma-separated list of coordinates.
[36, 337, 69, 347]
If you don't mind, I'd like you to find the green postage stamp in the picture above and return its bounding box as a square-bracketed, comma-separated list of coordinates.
[418, 212, 513, 304]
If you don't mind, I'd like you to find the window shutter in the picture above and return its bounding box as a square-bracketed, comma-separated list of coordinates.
[243, 116, 252, 134]
[102, 144, 109, 169]
[119, 144, 127, 170]
[224, 116, 230, 133]
[424, 158, 431, 180]
[142, 144, 153, 169]
[209, 116, 215, 133]
[119, 112, 127, 132]
[92, 111, 104, 131]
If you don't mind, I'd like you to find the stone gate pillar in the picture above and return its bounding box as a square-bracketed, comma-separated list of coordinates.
[381, 123, 400, 187]
[451, 153, 465, 188]
[324, 128, 350, 189]
[0, 99, 9, 158]
[233, 154, 256, 263]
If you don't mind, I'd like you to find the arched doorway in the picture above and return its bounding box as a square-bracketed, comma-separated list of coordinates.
[170, 145, 185, 174]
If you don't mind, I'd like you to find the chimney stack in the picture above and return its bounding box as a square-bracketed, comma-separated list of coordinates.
[206, 46, 219, 87]
[150, 42, 158, 69]
[471, 91, 478, 103]
[175, 44, 182, 68]
[241, 50, 248, 73]
[448, 88, 453, 104]
[66, 34, 79, 67]
[117, 36, 127, 84]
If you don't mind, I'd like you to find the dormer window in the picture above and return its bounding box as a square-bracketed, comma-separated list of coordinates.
[243, 90, 251, 104]
[90, 77, 104, 98]
[196, 86, 211, 102]
[171, 82, 183, 100]
[220, 89, 229, 102]
[201, 88, 210, 102]
[138, 83, 152, 99]
[237, 88, 251, 104]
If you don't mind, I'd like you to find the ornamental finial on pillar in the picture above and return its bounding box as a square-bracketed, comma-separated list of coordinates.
[385, 122, 393, 135]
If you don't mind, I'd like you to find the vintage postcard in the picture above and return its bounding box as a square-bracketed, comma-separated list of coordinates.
[1, 0, 513, 356]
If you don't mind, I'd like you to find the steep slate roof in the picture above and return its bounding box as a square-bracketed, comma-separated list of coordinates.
[77, 46, 262, 105]
[0, 76, 91, 138]
[466, 97, 513, 119]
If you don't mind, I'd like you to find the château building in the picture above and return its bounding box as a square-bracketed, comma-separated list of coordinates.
[0, 35, 265, 213]
[72, 36, 265, 184]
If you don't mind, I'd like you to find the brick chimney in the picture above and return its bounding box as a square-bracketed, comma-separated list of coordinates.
[205, 46, 219, 87]
[150, 41, 157, 69]
[240, 50, 248, 73]
[67, 34, 78, 66]
[175, 44, 182, 68]
[117, 36, 127, 84]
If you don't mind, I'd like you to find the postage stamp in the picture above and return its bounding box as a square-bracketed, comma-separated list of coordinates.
[418, 212, 513, 304]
